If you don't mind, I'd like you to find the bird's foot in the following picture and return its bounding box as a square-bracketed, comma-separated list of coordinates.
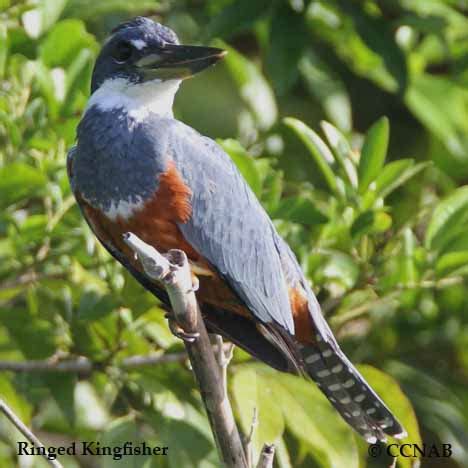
[165, 313, 199, 343]
[215, 335, 234, 368]
[186, 275, 199, 294]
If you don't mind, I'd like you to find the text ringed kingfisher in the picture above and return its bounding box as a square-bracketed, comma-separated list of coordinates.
[68, 16, 406, 444]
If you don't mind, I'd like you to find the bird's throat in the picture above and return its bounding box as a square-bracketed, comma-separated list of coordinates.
[86, 77, 181, 122]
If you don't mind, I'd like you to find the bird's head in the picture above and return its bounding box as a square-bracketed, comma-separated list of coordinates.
[91, 17, 226, 93]
[86, 18, 226, 120]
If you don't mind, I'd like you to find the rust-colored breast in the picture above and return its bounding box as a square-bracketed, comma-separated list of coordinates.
[80, 161, 197, 263]
[78, 161, 251, 319]
[156, 161, 192, 224]
[117, 161, 197, 257]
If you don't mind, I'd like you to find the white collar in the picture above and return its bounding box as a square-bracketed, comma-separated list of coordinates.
[86, 77, 181, 122]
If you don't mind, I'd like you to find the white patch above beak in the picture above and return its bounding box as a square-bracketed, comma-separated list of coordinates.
[130, 39, 147, 50]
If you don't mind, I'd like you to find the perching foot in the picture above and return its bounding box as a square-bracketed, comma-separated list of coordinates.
[166, 314, 200, 343]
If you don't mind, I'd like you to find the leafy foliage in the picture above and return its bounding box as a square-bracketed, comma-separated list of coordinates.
[1, 0, 468, 467]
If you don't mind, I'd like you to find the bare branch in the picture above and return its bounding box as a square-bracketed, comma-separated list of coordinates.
[0, 271, 65, 292]
[244, 407, 258, 468]
[0, 398, 63, 468]
[120, 351, 187, 368]
[215, 335, 235, 397]
[256, 444, 275, 468]
[0, 356, 93, 374]
[0, 346, 231, 374]
[124, 233, 248, 468]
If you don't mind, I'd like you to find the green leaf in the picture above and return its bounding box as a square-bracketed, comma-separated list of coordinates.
[15, 215, 48, 246]
[100, 415, 152, 468]
[321, 121, 358, 188]
[0, 286, 24, 305]
[232, 367, 284, 461]
[71, 260, 109, 293]
[351, 211, 375, 239]
[39, 19, 96, 68]
[39, 0, 68, 33]
[0, 163, 46, 207]
[206, 0, 271, 39]
[21, 0, 68, 38]
[77, 291, 117, 321]
[405, 74, 468, 175]
[300, 52, 352, 132]
[63, 0, 156, 20]
[358, 117, 389, 193]
[147, 411, 216, 468]
[33, 60, 60, 118]
[358, 365, 422, 468]
[266, 5, 308, 95]
[435, 251, 468, 276]
[217, 40, 277, 131]
[0, 375, 32, 424]
[274, 437, 293, 468]
[0, 308, 56, 359]
[336, 1, 408, 92]
[45, 373, 76, 426]
[374, 211, 392, 232]
[262, 169, 283, 214]
[306, 2, 407, 93]
[425, 186, 468, 250]
[375, 160, 429, 199]
[218, 139, 262, 196]
[274, 196, 328, 225]
[440, 231, 468, 255]
[267, 369, 359, 468]
[75, 381, 110, 429]
[400, 227, 417, 285]
[406, 77, 462, 143]
[322, 250, 359, 289]
[133, 307, 179, 350]
[388, 361, 468, 464]
[331, 288, 379, 323]
[63, 48, 94, 112]
[283, 117, 338, 195]
[0, 24, 7, 79]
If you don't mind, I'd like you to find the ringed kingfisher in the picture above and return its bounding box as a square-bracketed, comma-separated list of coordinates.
[68, 17, 406, 444]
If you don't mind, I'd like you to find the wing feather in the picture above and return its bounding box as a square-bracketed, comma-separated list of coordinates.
[164, 122, 295, 334]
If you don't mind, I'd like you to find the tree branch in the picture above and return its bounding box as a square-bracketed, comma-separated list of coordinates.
[0, 346, 231, 374]
[0, 356, 93, 374]
[0, 398, 63, 468]
[123, 233, 248, 468]
[256, 444, 275, 468]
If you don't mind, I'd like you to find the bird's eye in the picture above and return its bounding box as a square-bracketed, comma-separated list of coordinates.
[112, 42, 133, 63]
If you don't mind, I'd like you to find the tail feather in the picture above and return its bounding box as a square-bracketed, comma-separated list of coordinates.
[299, 337, 407, 443]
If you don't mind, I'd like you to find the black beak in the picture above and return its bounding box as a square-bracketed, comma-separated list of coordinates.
[136, 44, 227, 80]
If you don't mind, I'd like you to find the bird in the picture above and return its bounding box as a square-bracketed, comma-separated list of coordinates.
[68, 16, 406, 444]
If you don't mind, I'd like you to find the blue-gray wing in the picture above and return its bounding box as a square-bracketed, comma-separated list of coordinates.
[165, 121, 295, 334]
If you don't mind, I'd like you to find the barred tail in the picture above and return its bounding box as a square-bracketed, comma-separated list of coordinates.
[299, 337, 407, 443]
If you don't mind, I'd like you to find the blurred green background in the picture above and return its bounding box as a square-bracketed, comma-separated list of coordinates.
[1, 0, 468, 467]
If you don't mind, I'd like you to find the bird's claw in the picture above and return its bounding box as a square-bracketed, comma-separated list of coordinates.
[215, 335, 234, 368]
[186, 276, 200, 294]
[167, 316, 199, 343]
[164, 270, 177, 285]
